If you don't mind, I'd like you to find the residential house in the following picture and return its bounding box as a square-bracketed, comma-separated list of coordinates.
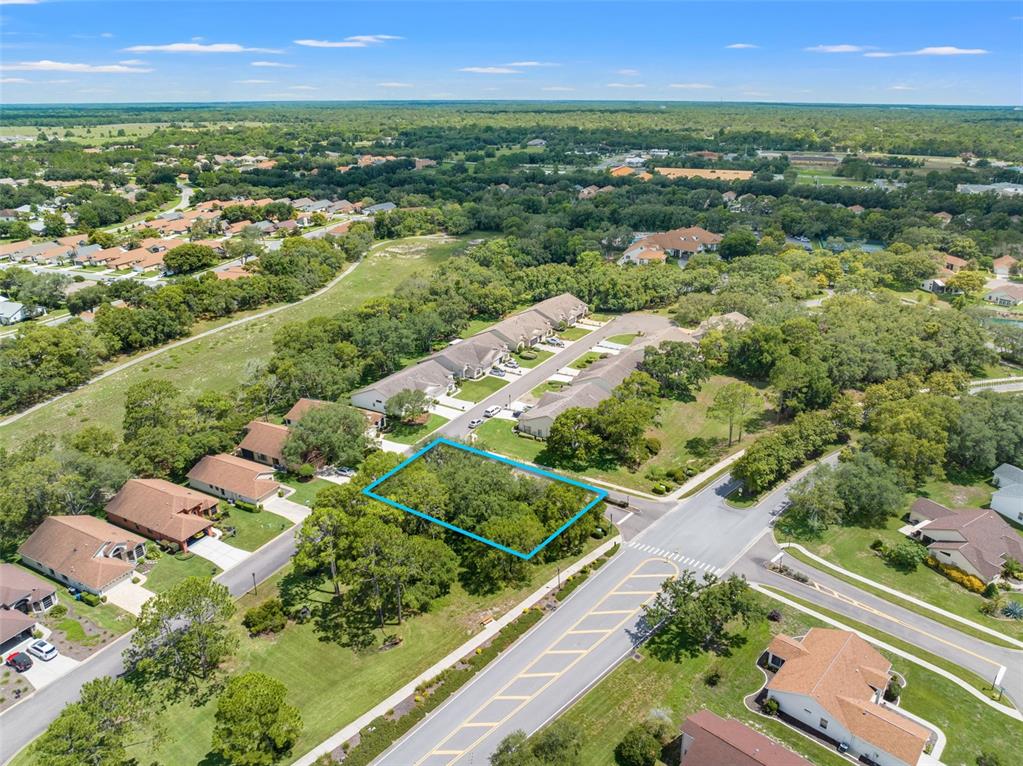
[531, 292, 589, 328]
[763, 629, 933, 766]
[676, 710, 812, 766]
[327, 200, 356, 215]
[283, 397, 332, 426]
[905, 499, 1023, 582]
[0, 301, 37, 326]
[105, 478, 218, 552]
[609, 165, 634, 178]
[214, 265, 250, 280]
[0, 564, 57, 614]
[434, 334, 509, 380]
[984, 284, 1023, 307]
[992, 255, 1018, 277]
[18, 515, 146, 595]
[489, 309, 555, 351]
[693, 311, 752, 338]
[991, 463, 1023, 523]
[848, 204, 866, 215]
[350, 359, 456, 414]
[933, 211, 954, 227]
[956, 182, 1023, 196]
[618, 242, 667, 265]
[0, 608, 37, 654]
[237, 420, 291, 469]
[363, 202, 397, 215]
[639, 226, 723, 263]
[943, 255, 969, 273]
[187, 454, 280, 504]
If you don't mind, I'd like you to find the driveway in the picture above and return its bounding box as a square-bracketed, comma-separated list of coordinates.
[264, 495, 312, 524]
[103, 578, 154, 616]
[21, 652, 81, 691]
[189, 536, 251, 571]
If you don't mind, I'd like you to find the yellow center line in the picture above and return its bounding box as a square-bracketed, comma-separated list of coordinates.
[519, 672, 558, 677]
[612, 589, 661, 595]
[493, 694, 531, 700]
[413, 557, 678, 766]
[566, 629, 613, 635]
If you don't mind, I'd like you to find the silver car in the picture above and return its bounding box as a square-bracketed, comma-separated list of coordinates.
[27, 639, 58, 662]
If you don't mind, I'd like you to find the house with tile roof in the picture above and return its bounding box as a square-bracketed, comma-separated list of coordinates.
[619, 241, 668, 265]
[763, 629, 933, 766]
[237, 420, 291, 469]
[488, 309, 555, 351]
[677, 710, 811, 766]
[0, 564, 57, 615]
[350, 359, 456, 415]
[906, 498, 1023, 582]
[283, 398, 332, 426]
[984, 283, 1023, 307]
[105, 478, 218, 552]
[18, 516, 146, 595]
[434, 334, 509, 381]
[992, 254, 1018, 277]
[187, 454, 280, 505]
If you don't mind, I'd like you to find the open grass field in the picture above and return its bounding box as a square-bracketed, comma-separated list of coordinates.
[557, 594, 1021, 766]
[514, 348, 554, 368]
[386, 412, 449, 444]
[453, 375, 509, 402]
[279, 476, 335, 508]
[473, 418, 544, 464]
[559, 325, 592, 341]
[143, 552, 222, 594]
[777, 491, 1023, 642]
[0, 235, 465, 449]
[24, 538, 607, 766]
[220, 507, 291, 551]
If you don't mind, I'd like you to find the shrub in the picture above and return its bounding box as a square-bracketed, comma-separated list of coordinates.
[882, 541, 928, 572]
[1002, 600, 1023, 620]
[762, 697, 780, 716]
[884, 679, 901, 702]
[977, 751, 1003, 766]
[145, 541, 163, 560]
[49, 604, 68, 619]
[652, 485, 666, 495]
[518, 349, 537, 360]
[926, 557, 986, 593]
[644, 437, 661, 457]
[131, 576, 141, 584]
[298, 463, 316, 479]
[234, 500, 260, 513]
[870, 538, 885, 551]
[983, 582, 1000, 599]
[704, 670, 721, 687]
[242, 598, 288, 636]
[767, 609, 782, 622]
[614, 724, 660, 766]
[80, 592, 100, 607]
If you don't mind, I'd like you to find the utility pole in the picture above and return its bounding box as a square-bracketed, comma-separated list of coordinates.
[251, 571, 257, 595]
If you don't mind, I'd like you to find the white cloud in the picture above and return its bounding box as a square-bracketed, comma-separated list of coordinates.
[45, 78, 73, 84]
[118, 59, 145, 65]
[805, 44, 868, 53]
[506, 61, 557, 67]
[889, 84, 916, 91]
[743, 91, 770, 97]
[1, 59, 152, 73]
[290, 84, 317, 90]
[100, 32, 113, 38]
[0, 0, 42, 5]
[541, 85, 575, 92]
[866, 46, 988, 58]
[294, 35, 401, 48]
[725, 43, 758, 49]
[459, 66, 521, 74]
[0, 77, 29, 82]
[235, 78, 273, 84]
[607, 82, 646, 88]
[377, 81, 413, 88]
[669, 82, 714, 89]
[251, 61, 294, 68]
[616, 68, 640, 76]
[123, 42, 282, 54]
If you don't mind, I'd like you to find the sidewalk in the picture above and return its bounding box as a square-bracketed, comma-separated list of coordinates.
[292, 536, 622, 766]
[778, 542, 1023, 649]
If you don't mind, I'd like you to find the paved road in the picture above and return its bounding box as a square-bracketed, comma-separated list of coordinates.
[374, 467, 790, 765]
[735, 535, 1023, 707]
[0, 527, 301, 765]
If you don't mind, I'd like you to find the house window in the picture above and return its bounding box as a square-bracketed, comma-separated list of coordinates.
[819, 718, 829, 730]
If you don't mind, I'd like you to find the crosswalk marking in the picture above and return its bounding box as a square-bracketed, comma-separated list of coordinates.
[625, 540, 723, 576]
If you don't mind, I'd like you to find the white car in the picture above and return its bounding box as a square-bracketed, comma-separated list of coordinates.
[483, 405, 502, 418]
[468, 418, 484, 429]
[26, 639, 58, 662]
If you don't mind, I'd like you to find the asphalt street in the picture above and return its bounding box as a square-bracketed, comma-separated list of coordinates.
[0, 528, 300, 765]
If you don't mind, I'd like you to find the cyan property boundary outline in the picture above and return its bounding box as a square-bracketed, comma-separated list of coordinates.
[362, 437, 608, 560]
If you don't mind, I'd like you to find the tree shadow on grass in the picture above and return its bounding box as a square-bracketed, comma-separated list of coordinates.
[312, 592, 379, 651]
[644, 624, 750, 662]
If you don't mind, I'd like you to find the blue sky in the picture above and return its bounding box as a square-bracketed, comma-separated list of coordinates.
[1, 1, 1020, 105]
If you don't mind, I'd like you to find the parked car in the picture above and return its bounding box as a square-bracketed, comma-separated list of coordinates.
[548, 338, 566, 347]
[484, 405, 502, 418]
[26, 639, 58, 662]
[5, 652, 32, 672]
[490, 367, 506, 377]
[337, 467, 356, 478]
[468, 418, 484, 429]
[504, 359, 520, 369]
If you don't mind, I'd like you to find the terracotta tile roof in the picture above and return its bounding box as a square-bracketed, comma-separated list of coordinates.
[0, 609, 37, 645]
[283, 398, 331, 425]
[643, 226, 723, 254]
[767, 629, 929, 765]
[944, 255, 969, 268]
[187, 454, 279, 501]
[680, 710, 812, 766]
[18, 516, 144, 592]
[214, 266, 250, 280]
[0, 563, 56, 609]
[238, 421, 290, 464]
[105, 479, 217, 544]
[922, 507, 1023, 581]
[656, 167, 754, 181]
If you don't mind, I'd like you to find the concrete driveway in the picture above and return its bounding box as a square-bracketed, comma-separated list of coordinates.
[189, 536, 250, 571]
[104, 578, 155, 616]
[9, 633, 82, 691]
[264, 495, 311, 524]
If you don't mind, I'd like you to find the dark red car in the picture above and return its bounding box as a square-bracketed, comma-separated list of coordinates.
[5, 651, 33, 672]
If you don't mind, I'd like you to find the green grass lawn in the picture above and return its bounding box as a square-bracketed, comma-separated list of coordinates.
[605, 333, 638, 345]
[68, 597, 135, 636]
[220, 507, 291, 551]
[75, 538, 608, 766]
[278, 476, 335, 508]
[0, 235, 466, 449]
[582, 375, 773, 492]
[453, 375, 509, 403]
[569, 351, 607, 370]
[777, 507, 1023, 641]
[514, 348, 554, 368]
[558, 326, 593, 341]
[385, 413, 449, 445]
[557, 595, 1022, 766]
[143, 553, 222, 593]
[458, 318, 496, 338]
[530, 380, 567, 399]
[473, 419, 544, 463]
